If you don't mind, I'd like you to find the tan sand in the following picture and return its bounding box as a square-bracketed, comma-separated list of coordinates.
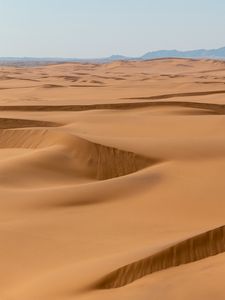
[0, 58, 225, 299]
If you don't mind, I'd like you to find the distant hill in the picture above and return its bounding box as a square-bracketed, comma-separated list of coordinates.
[141, 47, 225, 60]
[1, 47, 225, 65]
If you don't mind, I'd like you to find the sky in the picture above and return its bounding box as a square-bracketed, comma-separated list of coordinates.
[0, 0, 225, 58]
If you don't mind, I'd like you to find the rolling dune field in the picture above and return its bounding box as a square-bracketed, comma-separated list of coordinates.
[0, 58, 225, 300]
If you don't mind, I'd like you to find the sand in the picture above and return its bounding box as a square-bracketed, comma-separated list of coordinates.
[0, 58, 225, 299]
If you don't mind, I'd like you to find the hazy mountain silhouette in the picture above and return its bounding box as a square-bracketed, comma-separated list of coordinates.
[1, 47, 225, 65]
[141, 47, 225, 60]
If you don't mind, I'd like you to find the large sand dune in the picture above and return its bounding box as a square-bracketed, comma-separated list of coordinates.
[0, 58, 225, 299]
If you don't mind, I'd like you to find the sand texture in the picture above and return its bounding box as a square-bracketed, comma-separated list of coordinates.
[0, 58, 225, 300]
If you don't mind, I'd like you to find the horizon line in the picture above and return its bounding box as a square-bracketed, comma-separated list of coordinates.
[0, 46, 225, 60]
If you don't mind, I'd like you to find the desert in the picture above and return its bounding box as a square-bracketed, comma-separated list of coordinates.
[0, 58, 225, 299]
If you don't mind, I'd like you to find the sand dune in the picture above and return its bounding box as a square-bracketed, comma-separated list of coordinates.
[96, 225, 225, 289]
[0, 59, 225, 300]
[125, 89, 225, 100]
[0, 100, 224, 114]
[0, 129, 155, 181]
[0, 117, 59, 129]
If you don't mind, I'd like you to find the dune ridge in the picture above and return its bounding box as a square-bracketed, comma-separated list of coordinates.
[0, 117, 59, 129]
[125, 89, 225, 100]
[0, 129, 156, 181]
[0, 100, 224, 114]
[0, 129, 57, 149]
[96, 225, 225, 289]
[93, 143, 156, 180]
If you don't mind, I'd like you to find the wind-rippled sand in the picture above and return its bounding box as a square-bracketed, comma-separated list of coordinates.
[0, 58, 225, 299]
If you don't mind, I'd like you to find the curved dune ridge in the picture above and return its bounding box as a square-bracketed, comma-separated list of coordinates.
[0, 128, 63, 149]
[96, 225, 225, 289]
[125, 89, 225, 100]
[90, 142, 155, 180]
[68, 136, 157, 181]
[0, 100, 224, 114]
[0, 117, 59, 129]
[0, 128, 156, 181]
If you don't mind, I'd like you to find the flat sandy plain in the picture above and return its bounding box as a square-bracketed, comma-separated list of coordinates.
[0, 58, 225, 299]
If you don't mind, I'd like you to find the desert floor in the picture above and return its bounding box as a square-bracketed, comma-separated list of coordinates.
[0, 58, 225, 299]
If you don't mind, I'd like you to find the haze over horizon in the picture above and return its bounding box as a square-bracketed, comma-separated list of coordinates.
[0, 0, 225, 58]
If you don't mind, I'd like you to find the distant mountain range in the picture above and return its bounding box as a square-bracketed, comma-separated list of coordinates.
[141, 47, 225, 60]
[1, 47, 225, 65]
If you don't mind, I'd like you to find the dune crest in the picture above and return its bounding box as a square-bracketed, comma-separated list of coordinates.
[0, 128, 156, 181]
[0, 100, 224, 114]
[92, 143, 157, 180]
[96, 225, 225, 289]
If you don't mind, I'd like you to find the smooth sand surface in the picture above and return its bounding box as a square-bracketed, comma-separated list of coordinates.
[0, 58, 225, 299]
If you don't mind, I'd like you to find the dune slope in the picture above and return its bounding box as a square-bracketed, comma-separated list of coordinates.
[96, 225, 225, 289]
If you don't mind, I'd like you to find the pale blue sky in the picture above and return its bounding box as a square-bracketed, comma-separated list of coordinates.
[0, 0, 224, 58]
